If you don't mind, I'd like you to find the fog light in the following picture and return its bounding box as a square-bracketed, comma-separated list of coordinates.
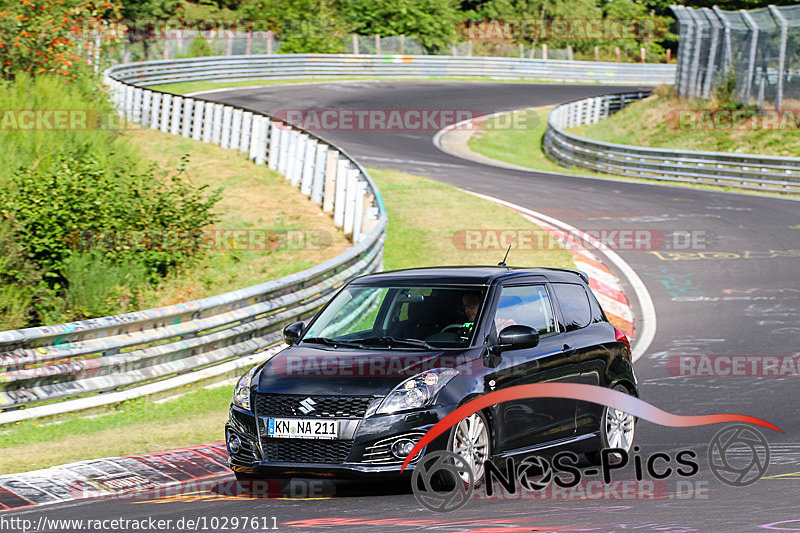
[391, 439, 417, 459]
[228, 434, 242, 455]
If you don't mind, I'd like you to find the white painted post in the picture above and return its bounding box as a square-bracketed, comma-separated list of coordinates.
[353, 181, 367, 243]
[239, 112, 253, 154]
[132, 88, 143, 123]
[333, 158, 349, 227]
[211, 103, 224, 144]
[150, 92, 161, 130]
[141, 90, 152, 127]
[255, 117, 269, 165]
[124, 85, 134, 121]
[221, 106, 234, 148]
[323, 150, 339, 213]
[290, 134, 307, 186]
[249, 115, 264, 161]
[286, 131, 300, 182]
[159, 94, 171, 132]
[277, 126, 290, 175]
[230, 109, 243, 150]
[182, 98, 193, 137]
[300, 138, 317, 195]
[202, 102, 215, 142]
[311, 144, 328, 205]
[343, 168, 359, 236]
[192, 100, 204, 140]
[170, 96, 182, 135]
[267, 121, 281, 169]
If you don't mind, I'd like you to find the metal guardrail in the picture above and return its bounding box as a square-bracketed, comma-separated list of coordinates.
[544, 92, 800, 192]
[108, 54, 676, 86]
[0, 59, 389, 424]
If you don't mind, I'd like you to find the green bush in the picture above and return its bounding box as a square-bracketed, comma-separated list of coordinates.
[186, 36, 215, 58]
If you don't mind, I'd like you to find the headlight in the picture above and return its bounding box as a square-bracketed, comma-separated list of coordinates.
[375, 368, 458, 415]
[232, 365, 259, 411]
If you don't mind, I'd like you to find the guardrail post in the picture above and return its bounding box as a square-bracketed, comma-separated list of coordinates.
[211, 103, 224, 145]
[248, 115, 264, 162]
[267, 121, 281, 169]
[159, 94, 172, 133]
[202, 102, 215, 142]
[741, 10, 759, 105]
[311, 144, 328, 205]
[192, 100, 204, 141]
[181, 98, 193, 137]
[170, 97, 182, 136]
[230, 109, 243, 150]
[285, 130, 299, 181]
[291, 134, 308, 187]
[141, 90, 152, 126]
[769, 5, 788, 110]
[239, 112, 253, 154]
[221, 106, 234, 149]
[255, 117, 270, 165]
[334, 158, 349, 227]
[132, 88, 143, 123]
[124, 85, 134, 121]
[150, 92, 161, 130]
[323, 150, 339, 213]
[278, 127, 290, 174]
[301, 138, 318, 195]
[343, 168, 359, 236]
[353, 180, 367, 243]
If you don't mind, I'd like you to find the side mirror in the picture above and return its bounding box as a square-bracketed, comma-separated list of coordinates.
[493, 325, 539, 353]
[283, 321, 305, 346]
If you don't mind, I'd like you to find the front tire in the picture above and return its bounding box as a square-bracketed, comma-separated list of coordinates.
[587, 384, 636, 464]
[449, 410, 491, 486]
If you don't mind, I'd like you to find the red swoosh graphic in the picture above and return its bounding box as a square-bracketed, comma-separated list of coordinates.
[400, 383, 781, 472]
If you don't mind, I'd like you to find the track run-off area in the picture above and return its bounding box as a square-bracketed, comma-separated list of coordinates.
[7, 81, 800, 532]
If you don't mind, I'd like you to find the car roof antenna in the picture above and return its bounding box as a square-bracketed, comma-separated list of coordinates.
[498, 245, 512, 268]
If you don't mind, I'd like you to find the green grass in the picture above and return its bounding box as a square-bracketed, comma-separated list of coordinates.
[571, 89, 800, 158]
[0, 167, 573, 474]
[467, 107, 800, 199]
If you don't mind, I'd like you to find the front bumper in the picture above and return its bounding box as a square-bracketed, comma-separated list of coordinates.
[225, 403, 454, 479]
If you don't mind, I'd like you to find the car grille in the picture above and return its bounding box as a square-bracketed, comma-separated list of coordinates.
[254, 394, 375, 418]
[261, 438, 353, 464]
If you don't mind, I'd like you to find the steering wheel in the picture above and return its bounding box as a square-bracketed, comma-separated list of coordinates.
[439, 323, 470, 334]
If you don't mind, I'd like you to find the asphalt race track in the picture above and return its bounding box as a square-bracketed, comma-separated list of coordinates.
[9, 81, 800, 532]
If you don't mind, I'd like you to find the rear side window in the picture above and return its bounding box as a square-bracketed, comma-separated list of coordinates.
[553, 283, 592, 331]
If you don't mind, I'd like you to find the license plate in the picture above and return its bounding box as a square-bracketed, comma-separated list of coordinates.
[266, 418, 339, 439]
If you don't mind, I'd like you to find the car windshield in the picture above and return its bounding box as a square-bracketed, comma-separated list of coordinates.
[303, 285, 488, 349]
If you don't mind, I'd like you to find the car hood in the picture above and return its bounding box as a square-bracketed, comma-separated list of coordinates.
[256, 346, 477, 396]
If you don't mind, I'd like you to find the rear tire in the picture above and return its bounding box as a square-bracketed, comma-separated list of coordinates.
[586, 384, 636, 465]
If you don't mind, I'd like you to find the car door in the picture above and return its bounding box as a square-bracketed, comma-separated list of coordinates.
[550, 282, 612, 436]
[483, 280, 580, 454]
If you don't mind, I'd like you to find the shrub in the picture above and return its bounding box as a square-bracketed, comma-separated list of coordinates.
[186, 35, 214, 57]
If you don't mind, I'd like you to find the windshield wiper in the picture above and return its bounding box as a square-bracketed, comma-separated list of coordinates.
[356, 336, 434, 350]
[302, 337, 364, 349]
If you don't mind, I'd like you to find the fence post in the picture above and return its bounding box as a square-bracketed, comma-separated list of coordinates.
[182, 98, 193, 137]
[211, 103, 224, 144]
[170, 96, 182, 136]
[301, 138, 318, 195]
[230, 108, 243, 149]
[278, 127, 290, 174]
[700, 8, 721, 99]
[192, 100, 204, 141]
[290, 133, 307, 186]
[220, 106, 233, 149]
[124, 85, 134, 121]
[352, 34, 359, 54]
[311, 144, 328, 205]
[256, 117, 269, 165]
[769, 5, 788, 110]
[249, 115, 264, 162]
[132, 88, 143, 123]
[687, 8, 705, 98]
[286, 130, 299, 182]
[202, 102, 215, 142]
[267, 31, 274, 54]
[323, 150, 339, 213]
[343, 168, 358, 236]
[150, 92, 161, 130]
[159, 94, 172, 132]
[239, 111, 253, 154]
[713, 7, 733, 80]
[267, 121, 281, 169]
[741, 10, 759, 105]
[334, 158, 349, 227]
[375, 34, 381, 55]
[140, 89, 152, 127]
[353, 181, 367, 243]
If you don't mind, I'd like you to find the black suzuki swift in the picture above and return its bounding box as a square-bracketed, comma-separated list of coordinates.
[226, 266, 637, 485]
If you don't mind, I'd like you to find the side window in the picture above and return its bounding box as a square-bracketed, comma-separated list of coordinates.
[493, 285, 556, 335]
[552, 283, 592, 331]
